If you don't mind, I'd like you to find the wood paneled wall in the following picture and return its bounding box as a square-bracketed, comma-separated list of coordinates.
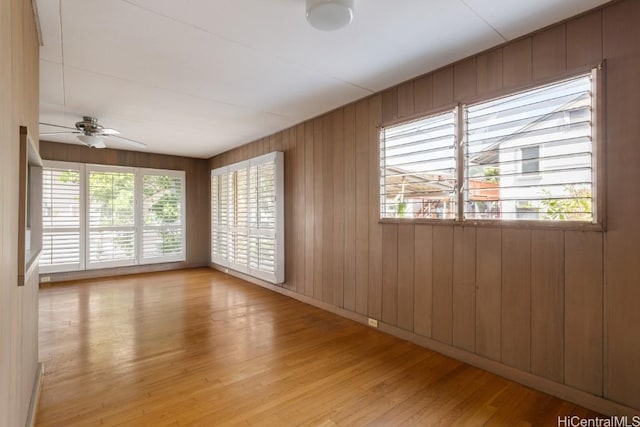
[39, 141, 211, 282]
[0, 0, 41, 425]
[210, 0, 640, 413]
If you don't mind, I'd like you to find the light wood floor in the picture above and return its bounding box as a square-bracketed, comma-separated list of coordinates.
[37, 268, 600, 426]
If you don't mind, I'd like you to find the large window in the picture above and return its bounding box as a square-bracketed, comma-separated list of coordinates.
[40, 162, 186, 273]
[379, 69, 598, 224]
[211, 152, 284, 284]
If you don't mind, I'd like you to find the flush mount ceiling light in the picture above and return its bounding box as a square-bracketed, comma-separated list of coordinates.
[306, 0, 354, 31]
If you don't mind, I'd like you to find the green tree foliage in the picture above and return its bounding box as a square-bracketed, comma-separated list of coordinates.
[540, 185, 592, 221]
[58, 171, 182, 255]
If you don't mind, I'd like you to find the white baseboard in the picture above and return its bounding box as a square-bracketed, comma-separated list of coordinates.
[211, 265, 639, 417]
[25, 362, 44, 427]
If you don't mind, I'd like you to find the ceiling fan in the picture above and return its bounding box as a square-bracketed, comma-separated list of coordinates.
[39, 116, 147, 149]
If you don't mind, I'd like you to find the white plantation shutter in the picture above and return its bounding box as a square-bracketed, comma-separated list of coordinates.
[211, 152, 284, 284]
[86, 166, 136, 269]
[140, 170, 186, 263]
[40, 162, 83, 272]
[40, 162, 187, 273]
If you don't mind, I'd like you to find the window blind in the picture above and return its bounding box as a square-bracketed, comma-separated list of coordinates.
[464, 73, 594, 221]
[211, 152, 284, 284]
[41, 164, 82, 272]
[141, 171, 185, 262]
[87, 167, 136, 268]
[380, 110, 457, 219]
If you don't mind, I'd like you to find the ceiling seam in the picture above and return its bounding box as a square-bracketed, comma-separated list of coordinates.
[119, 0, 375, 94]
[60, 62, 291, 121]
[459, 0, 508, 42]
[58, 0, 68, 111]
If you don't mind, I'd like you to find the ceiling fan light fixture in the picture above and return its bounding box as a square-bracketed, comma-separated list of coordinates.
[77, 134, 105, 147]
[306, 0, 354, 32]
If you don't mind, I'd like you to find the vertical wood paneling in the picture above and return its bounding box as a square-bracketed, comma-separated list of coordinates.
[501, 229, 532, 372]
[433, 67, 454, 107]
[603, 1, 640, 407]
[503, 38, 532, 88]
[476, 227, 501, 361]
[343, 105, 357, 311]
[294, 125, 306, 295]
[567, 11, 603, 69]
[531, 230, 564, 383]
[354, 100, 369, 315]
[202, 2, 640, 414]
[397, 81, 415, 118]
[2, 1, 39, 425]
[313, 118, 324, 300]
[332, 110, 345, 307]
[532, 25, 567, 80]
[282, 129, 293, 290]
[304, 123, 315, 297]
[414, 74, 433, 115]
[432, 225, 454, 344]
[453, 227, 476, 353]
[322, 114, 334, 303]
[565, 231, 603, 396]
[477, 49, 503, 96]
[368, 95, 383, 320]
[381, 224, 398, 326]
[397, 224, 415, 331]
[454, 58, 477, 101]
[414, 225, 433, 337]
[381, 88, 397, 123]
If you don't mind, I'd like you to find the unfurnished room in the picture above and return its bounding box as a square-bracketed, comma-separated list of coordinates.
[1, 0, 639, 426]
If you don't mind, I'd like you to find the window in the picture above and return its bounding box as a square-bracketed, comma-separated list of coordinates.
[379, 110, 457, 219]
[87, 166, 136, 268]
[211, 152, 284, 284]
[379, 69, 599, 225]
[465, 73, 595, 222]
[40, 162, 186, 273]
[141, 170, 185, 263]
[41, 162, 83, 272]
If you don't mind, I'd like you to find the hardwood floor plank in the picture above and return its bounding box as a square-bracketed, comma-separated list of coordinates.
[36, 269, 601, 426]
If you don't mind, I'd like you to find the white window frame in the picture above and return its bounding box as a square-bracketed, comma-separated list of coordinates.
[139, 168, 187, 264]
[211, 152, 284, 284]
[40, 161, 187, 273]
[86, 164, 138, 270]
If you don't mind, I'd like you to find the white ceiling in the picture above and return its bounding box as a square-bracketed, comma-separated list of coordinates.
[37, 0, 609, 159]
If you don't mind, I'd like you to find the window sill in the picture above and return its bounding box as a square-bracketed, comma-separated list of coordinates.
[379, 217, 604, 232]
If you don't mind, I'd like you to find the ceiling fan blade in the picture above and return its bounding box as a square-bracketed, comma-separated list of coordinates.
[92, 141, 107, 149]
[40, 122, 77, 131]
[110, 134, 147, 148]
[40, 131, 81, 136]
[99, 128, 120, 135]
